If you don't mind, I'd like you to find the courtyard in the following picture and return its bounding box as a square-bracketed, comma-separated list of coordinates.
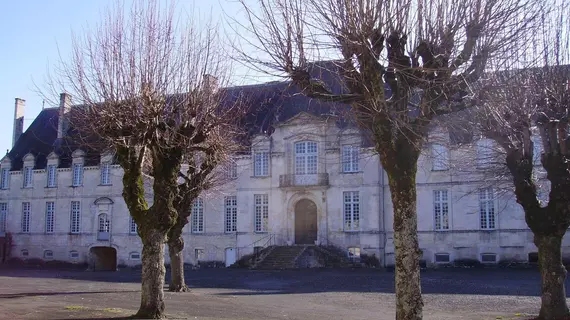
[0, 266, 562, 319]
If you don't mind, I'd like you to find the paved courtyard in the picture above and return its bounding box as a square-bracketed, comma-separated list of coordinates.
[0, 266, 564, 319]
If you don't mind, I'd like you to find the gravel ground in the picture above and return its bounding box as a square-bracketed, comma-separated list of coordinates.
[0, 267, 564, 319]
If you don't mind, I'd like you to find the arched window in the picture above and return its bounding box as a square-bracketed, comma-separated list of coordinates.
[295, 141, 318, 175]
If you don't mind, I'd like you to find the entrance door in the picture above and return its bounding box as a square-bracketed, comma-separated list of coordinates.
[225, 248, 237, 267]
[295, 199, 318, 244]
[89, 247, 117, 271]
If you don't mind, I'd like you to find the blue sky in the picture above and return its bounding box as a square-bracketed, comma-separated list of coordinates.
[0, 0, 261, 154]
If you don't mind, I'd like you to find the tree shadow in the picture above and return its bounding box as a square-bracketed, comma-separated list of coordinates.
[0, 290, 138, 299]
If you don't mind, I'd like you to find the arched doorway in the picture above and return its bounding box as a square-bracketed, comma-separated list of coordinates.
[295, 199, 317, 244]
[89, 246, 117, 271]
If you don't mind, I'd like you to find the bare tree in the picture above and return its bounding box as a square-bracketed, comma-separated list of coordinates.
[233, 0, 542, 318]
[474, 4, 570, 318]
[43, 1, 244, 318]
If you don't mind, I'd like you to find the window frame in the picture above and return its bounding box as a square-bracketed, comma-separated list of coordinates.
[224, 196, 237, 233]
[72, 163, 84, 187]
[100, 162, 111, 185]
[253, 151, 269, 177]
[433, 190, 450, 231]
[342, 145, 360, 173]
[476, 139, 493, 169]
[21, 202, 30, 233]
[70, 201, 81, 234]
[254, 194, 269, 233]
[294, 141, 318, 175]
[343, 191, 360, 232]
[98, 213, 110, 233]
[431, 143, 450, 171]
[47, 164, 57, 188]
[191, 198, 204, 233]
[0, 167, 9, 189]
[129, 217, 138, 235]
[0, 202, 7, 234]
[479, 187, 496, 230]
[23, 166, 33, 188]
[45, 201, 55, 234]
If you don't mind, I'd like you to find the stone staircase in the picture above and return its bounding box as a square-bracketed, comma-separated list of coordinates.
[254, 246, 307, 269]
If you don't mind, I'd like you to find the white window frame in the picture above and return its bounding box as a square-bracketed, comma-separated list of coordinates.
[191, 198, 204, 233]
[47, 165, 57, 187]
[347, 247, 361, 261]
[0, 203, 7, 233]
[43, 250, 54, 260]
[69, 250, 79, 259]
[227, 160, 238, 179]
[431, 144, 450, 171]
[129, 252, 141, 260]
[224, 196, 237, 233]
[21, 202, 30, 233]
[479, 187, 496, 230]
[476, 139, 493, 169]
[23, 166, 33, 188]
[72, 163, 83, 186]
[100, 162, 111, 185]
[129, 217, 138, 235]
[295, 141, 318, 175]
[434, 253, 451, 263]
[0, 168, 9, 189]
[253, 151, 269, 177]
[342, 145, 359, 173]
[195, 248, 205, 261]
[70, 201, 81, 234]
[433, 190, 450, 230]
[45, 201, 55, 234]
[98, 213, 110, 233]
[343, 191, 360, 232]
[254, 194, 269, 232]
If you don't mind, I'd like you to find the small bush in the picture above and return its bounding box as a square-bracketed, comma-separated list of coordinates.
[360, 254, 380, 268]
[453, 259, 483, 268]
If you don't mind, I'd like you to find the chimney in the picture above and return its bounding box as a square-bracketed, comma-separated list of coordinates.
[57, 93, 72, 139]
[203, 74, 219, 94]
[12, 98, 25, 147]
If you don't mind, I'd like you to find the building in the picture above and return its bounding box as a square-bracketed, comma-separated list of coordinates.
[0, 68, 561, 270]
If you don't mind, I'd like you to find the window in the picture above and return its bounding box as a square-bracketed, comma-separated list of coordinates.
[295, 141, 318, 175]
[70, 201, 81, 234]
[224, 196, 237, 233]
[254, 194, 269, 232]
[195, 248, 205, 261]
[69, 251, 79, 259]
[532, 135, 542, 166]
[100, 162, 111, 185]
[227, 160, 238, 179]
[481, 253, 497, 263]
[23, 166, 33, 188]
[45, 202, 55, 234]
[343, 191, 360, 231]
[253, 151, 269, 176]
[21, 202, 30, 233]
[476, 139, 493, 169]
[431, 144, 449, 171]
[43, 250, 54, 260]
[72, 163, 83, 186]
[21, 249, 29, 257]
[434, 253, 450, 263]
[0, 203, 7, 234]
[433, 190, 449, 230]
[129, 252, 141, 260]
[0, 168, 9, 189]
[129, 217, 138, 234]
[342, 145, 359, 173]
[98, 213, 110, 233]
[347, 247, 361, 262]
[191, 198, 204, 233]
[479, 187, 495, 229]
[47, 165, 57, 187]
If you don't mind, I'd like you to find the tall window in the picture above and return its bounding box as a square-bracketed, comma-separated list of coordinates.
[432, 144, 450, 171]
[343, 191, 360, 231]
[45, 202, 55, 233]
[72, 164, 83, 186]
[253, 151, 269, 176]
[480, 187, 495, 229]
[433, 190, 449, 230]
[0, 168, 9, 189]
[21, 202, 30, 233]
[191, 198, 204, 233]
[129, 217, 138, 234]
[476, 139, 493, 169]
[295, 141, 318, 175]
[47, 165, 57, 187]
[23, 166, 33, 188]
[0, 203, 7, 233]
[98, 213, 110, 232]
[100, 162, 111, 185]
[224, 196, 237, 233]
[342, 145, 359, 173]
[227, 160, 238, 179]
[254, 194, 269, 232]
[70, 201, 81, 234]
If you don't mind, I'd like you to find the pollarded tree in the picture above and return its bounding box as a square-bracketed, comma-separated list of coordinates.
[235, 0, 542, 319]
[44, 1, 244, 318]
[475, 4, 570, 318]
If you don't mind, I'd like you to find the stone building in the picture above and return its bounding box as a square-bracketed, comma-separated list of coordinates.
[0, 67, 560, 269]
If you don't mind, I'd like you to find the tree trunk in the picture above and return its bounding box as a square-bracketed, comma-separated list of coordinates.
[168, 235, 189, 292]
[135, 230, 167, 319]
[535, 234, 569, 320]
[386, 162, 423, 320]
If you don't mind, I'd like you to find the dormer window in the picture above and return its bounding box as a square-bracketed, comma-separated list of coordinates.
[342, 145, 359, 173]
[431, 144, 450, 171]
[295, 141, 318, 175]
[23, 166, 33, 188]
[100, 162, 111, 185]
[72, 163, 83, 186]
[0, 168, 9, 189]
[253, 151, 269, 177]
[47, 165, 57, 188]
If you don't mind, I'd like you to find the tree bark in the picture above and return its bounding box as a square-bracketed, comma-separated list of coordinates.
[535, 234, 569, 320]
[135, 230, 167, 319]
[168, 235, 189, 292]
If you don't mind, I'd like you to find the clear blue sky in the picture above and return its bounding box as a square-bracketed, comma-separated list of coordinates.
[0, 0, 261, 155]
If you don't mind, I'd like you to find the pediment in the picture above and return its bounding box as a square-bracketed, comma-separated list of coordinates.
[23, 153, 35, 163]
[0, 155, 11, 166]
[47, 152, 59, 161]
[72, 149, 85, 158]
